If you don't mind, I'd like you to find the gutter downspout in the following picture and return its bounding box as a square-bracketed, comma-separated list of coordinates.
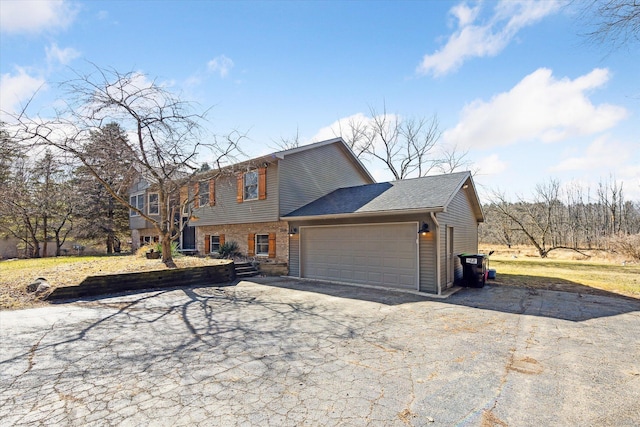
[430, 212, 441, 296]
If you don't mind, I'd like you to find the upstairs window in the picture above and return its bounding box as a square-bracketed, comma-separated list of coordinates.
[198, 182, 209, 207]
[244, 171, 258, 201]
[194, 180, 215, 208]
[237, 167, 266, 203]
[148, 193, 159, 215]
[130, 193, 145, 216]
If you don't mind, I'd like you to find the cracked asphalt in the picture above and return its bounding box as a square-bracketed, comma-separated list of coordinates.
[1, 277, 639, 426]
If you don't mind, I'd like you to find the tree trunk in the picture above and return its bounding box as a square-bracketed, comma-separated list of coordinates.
[106, 233, 114, 254]
[161, 233, 176, 268]
[42, 215, 48, 258]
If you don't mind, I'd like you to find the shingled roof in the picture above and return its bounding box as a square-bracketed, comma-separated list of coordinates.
[283, 171, 483, 221]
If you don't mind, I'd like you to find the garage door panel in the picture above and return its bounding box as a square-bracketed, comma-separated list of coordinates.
[368, 271, 383, 283]
[399, 274, 416, 286]
[301, 224, 417, 290]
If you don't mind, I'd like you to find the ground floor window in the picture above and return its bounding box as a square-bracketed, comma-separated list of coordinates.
[256, 234, 269, 256]
[140, 235, 159, 246]
[211, 235, 221, 252]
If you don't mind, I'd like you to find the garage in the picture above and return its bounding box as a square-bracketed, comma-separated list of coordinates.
[300, 223, 418, 290]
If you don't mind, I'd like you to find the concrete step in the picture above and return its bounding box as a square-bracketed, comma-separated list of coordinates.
[234, 262, 259, 278]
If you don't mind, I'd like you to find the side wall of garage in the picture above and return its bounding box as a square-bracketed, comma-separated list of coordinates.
[436, 188, 479, 287]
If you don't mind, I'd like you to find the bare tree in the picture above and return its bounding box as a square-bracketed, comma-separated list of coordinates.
[437, 142, 473, 174]
[491, 180, 590, 258]
[337, 105, 445, 180]
[272, 126, 302, 151]
[0, 150, 74, 258]
[597, 176, 625, 236]
[10, 66, 242, 266]
[578, 0, 640, 49]
[0, 155, 41, 257]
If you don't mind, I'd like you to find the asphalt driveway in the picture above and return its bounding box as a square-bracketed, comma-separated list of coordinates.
[1, 278, 639, 426]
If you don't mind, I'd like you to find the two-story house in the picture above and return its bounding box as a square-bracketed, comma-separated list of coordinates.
[129, 137, 374, 257]
[129, 137, 484, 295]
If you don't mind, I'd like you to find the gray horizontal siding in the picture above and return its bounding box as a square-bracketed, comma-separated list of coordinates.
[279, 143, 373, 216]
[129, 216, 149, 230]
[129, 178, 149, 194]
[437, 189, 479, 287]
[289, 235, 300, 277]
[190, 164, 280, 225]
[128, 177, 151, 230]
[419, 220, 437, 293]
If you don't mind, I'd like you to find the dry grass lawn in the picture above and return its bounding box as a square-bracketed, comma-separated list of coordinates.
[480, 244, 640, 299]
[2, 244, 638, 310]
[0, 254, 227, 310]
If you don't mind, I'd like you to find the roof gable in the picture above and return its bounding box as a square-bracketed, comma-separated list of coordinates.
[193, 137, 374, 182]
[283, 171, 484, 221]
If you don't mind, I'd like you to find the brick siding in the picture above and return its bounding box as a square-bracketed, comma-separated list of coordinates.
[196, 221, 290, 263]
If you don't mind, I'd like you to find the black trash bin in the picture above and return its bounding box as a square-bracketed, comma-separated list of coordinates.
[458, 254, 488, 288]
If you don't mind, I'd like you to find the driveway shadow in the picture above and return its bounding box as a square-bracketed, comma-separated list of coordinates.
[244, 276, 640, 322]
[45, 273, 640, 323]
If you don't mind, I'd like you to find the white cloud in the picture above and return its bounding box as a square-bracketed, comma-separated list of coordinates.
[207, 55, 234, 78]
[417, 0, 562, 77]
[0, 0, 78, 34]
[46, 43, 80, 65]
[443, 68, 628, 149]
[449, 3, 481, 28]
[473, 153, 507, 176]
[0, 68, 46, 115]
[311, 113, 371, 142]
[551, 136, 631, 172]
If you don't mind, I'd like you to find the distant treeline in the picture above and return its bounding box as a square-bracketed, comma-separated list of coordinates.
[480, 178, 640, 259]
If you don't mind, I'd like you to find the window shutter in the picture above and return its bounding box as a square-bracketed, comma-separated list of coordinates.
[248, 233, 255, 256]
[237, 175, 244, 203]
[268, 233, 276, 258]
[193, 182, 200, 209]
[219, 234, 225, 246]
[204, 235, 210, 254]
[209, 179, 215, 206]
[258, 167, 267, 200]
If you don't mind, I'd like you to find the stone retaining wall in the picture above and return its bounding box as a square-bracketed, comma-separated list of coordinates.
[47, 261, 235, 300]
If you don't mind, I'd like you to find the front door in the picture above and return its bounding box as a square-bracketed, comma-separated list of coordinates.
[182, 225, 196, 250]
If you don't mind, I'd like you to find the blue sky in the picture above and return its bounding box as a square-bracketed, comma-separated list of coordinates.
[1, 0, 638, 201]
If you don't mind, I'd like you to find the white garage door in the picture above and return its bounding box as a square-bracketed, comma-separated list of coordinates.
[300, 223, 418, 290]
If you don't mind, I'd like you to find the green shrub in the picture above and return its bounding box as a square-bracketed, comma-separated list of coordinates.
[154, 241, 181, 258]
[218, 241, 240, 258]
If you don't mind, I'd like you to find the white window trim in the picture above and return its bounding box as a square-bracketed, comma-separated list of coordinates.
[198, 180, 211, 206]
[255, 233, 269, 256]
[130, 193, 145, 216]
[244, 171, 259, 201]
[210, 235, 221, 253]
[148, 193, 159, 215]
